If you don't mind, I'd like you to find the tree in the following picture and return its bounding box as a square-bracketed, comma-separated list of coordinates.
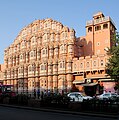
[106, 32, 119, 92]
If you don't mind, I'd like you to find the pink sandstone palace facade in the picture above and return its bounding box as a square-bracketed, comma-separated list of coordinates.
[1, 12, 117, 96]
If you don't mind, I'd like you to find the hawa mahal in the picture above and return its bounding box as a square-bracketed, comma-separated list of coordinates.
[0, 12, 117, 96]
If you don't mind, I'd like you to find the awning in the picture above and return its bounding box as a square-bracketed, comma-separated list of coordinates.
[81, 82, 98, 86]
[98, 79, 115, 82]
[73, 80, 85, 84]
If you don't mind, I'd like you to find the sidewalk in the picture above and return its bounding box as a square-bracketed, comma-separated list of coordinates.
[0, 104, 118, 119]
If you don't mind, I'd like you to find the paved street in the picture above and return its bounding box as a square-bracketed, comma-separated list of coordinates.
[0, 106, 118, 120]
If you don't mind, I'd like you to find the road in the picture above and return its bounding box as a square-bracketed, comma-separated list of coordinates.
[0, 106, 117, 120]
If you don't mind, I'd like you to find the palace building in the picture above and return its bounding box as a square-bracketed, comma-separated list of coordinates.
[2, 12, 117, 96]
[73, 12, 116, 95]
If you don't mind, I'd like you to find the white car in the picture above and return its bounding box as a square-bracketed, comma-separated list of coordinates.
[67, 92, 92, 102]
[96, 93, 117, 100]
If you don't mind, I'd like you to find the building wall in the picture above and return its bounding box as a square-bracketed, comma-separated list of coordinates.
[73, 55, 108, 79]
[84, 12, 116, 56]
[72, 12, 116, 93]
[2, 12, 117, 94]
[3, 18, 76, 94]
[0, 64, 4, 84]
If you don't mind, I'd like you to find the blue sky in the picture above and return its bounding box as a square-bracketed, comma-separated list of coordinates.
[0, 0, 119, 63]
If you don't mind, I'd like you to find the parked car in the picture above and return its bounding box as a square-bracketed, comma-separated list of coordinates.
[0, 85, 16, 97]
[67, 92, 92, 102]
[96, 93, 117, 100]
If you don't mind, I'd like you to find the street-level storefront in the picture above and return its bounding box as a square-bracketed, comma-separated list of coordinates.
[73, 78, 105, 96]
[98, 79, 116, 93]
[81, 82, 99, 96]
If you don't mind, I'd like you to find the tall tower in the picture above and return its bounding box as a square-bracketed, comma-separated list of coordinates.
[85, 12, 116, 56]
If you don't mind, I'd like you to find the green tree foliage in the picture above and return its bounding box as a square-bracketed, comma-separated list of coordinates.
[106, 32, 119, 91]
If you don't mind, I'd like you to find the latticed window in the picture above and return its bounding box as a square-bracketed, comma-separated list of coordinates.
[43, 49, 45, 54]
[20, 54, 23, 60]
[41, 64, 46, 70]
[33, 50, 36, 57]
[86, 62, 89, 68]
[30, 51, 34, 57]
[41, 65, 44, 70]
[20, 67, 23, 73]
[101, 60, 104, 66]
[93, 61, 96, 67]
[80, 63, 83, 68]
[18, 68, 21, 73]
[44, 23, 47, 28]
[29, 66, 32, 72]
[63, 61, 65, 68]
[44, 65, 46, 70]
[74, 64, 77, 69]
[32, 65, 35, 71]
[60, 63, 62, 68]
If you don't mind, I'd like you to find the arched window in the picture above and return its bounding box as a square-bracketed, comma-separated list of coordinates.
[20, 54, 23, 60]
[32, 64, 35, 71]
[21, 40, 26, 48]
[93, 61, 96, 67]
[80, 63, 83, 68]
[51, 33, 55, 41]
[43, 49, 45, 54]
[28, 66, 32, 72]
[41, 65, 44, 70]
[18, 68, 21, 73]
[46, 49, 47, 54]
[30, 51, 34, 57]
[88, 27, 92, 32]
[60, 63, 62, 68]
[103, 24, 108, 29]
[43, 34, 47, 41]
[74, 64, 77, 69]
[86, 62, 89, 68]
[31, 37, 37, 46]
[100, 60, 104, 66]
[44, 64, 46, 70]
[62, 61, 65, 68]
[95, 25, 101, 31]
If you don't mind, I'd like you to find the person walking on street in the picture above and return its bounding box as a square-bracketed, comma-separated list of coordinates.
[33, 89, 36, 99]
[37, 89, 40, 99]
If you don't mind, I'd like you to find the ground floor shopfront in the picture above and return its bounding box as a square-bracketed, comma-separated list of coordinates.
[3, 76, 117, 97]
[73, 78, 117, 96]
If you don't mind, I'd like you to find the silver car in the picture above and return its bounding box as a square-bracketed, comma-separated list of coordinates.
[67, 92, 92, 102]
[96, 93, 117, 100]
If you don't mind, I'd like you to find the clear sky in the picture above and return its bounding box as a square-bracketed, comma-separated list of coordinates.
[0, 0, 119, 63]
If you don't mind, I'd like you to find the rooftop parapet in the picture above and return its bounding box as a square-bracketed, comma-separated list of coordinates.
[86, 16, 116, 29]
[93, 11, 104, 18]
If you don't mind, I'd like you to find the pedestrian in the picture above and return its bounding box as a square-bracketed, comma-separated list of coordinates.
[41, 91, 44, 100]
[37, 89, 40, 99]
[33, 89, 36, 99]
[48, 89, 51, 96]
[44, 90, 47, 96]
